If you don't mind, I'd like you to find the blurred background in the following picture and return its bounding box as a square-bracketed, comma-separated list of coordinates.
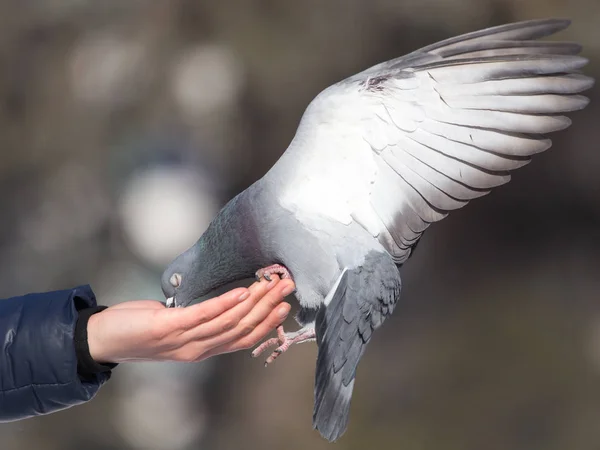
[0, 1, 599, 449]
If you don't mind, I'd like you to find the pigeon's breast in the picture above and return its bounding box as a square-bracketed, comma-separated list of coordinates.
[253, 188, 381, 309]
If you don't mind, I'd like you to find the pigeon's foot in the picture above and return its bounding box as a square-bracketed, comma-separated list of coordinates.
[255, 264, 293, 282]
[251, 325, 315, 366]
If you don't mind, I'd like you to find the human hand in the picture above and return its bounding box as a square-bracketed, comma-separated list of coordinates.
[86, 276, 294, 363]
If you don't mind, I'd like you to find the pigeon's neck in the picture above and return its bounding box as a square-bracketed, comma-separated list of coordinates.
[194, 190, 264, 294]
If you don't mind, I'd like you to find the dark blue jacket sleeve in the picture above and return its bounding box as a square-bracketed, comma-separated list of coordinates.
[0, 285, 110, 422]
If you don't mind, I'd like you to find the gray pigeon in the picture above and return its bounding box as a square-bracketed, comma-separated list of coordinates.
[161, 19, 594, 442]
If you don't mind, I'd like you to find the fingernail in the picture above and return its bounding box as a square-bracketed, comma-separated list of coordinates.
[267, 279, 277, 290]
[238, 290, 250, 301]
[281, 284, 295, 297]
[278, 305, 290, 319]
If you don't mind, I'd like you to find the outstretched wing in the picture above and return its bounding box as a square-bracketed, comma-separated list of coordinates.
[273, 18, 594, 264]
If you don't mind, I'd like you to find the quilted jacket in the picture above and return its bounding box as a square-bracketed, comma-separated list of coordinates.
[0, 285, 109, 421]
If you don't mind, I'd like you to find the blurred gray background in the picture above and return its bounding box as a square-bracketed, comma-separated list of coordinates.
[0, 1, 599, 449]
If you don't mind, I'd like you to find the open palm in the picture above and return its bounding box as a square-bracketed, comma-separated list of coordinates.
[87, 277, 294, 364]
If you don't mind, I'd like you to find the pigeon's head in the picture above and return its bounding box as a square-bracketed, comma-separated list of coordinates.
[161, 244, 207, 308]
[161, 200, 255, 307]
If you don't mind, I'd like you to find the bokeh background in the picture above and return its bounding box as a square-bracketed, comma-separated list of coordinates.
[0, 1, 599, 449]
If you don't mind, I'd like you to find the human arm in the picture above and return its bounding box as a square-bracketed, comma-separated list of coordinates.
[0, 277, 293, 422]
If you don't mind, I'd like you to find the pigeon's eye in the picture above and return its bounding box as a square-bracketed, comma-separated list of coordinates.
[170, 273, 182, 288]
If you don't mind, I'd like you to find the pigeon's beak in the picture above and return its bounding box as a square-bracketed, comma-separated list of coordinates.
[166, 296, 177, 308]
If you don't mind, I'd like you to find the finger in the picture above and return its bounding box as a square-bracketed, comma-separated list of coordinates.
[203, 303, 292, 357]
[160, 279, 281, 360]
[168, 287, 251, 331]
[194, 278, 294, 349]
[232, 278, 294, 333]
[182, 278, 279, 338]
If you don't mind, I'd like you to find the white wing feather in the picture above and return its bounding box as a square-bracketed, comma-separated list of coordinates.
[272, 19, 594, 263]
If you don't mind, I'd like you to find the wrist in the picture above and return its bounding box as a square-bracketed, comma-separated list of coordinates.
[74, 306, 118, 378]
[87, 312, 111, 364]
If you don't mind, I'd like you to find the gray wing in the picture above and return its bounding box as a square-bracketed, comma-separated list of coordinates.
[356, 18, 583, 77]
[274, 18, 594, 266]
[313, 252, 401, 442]
[353, 18, 594, 264]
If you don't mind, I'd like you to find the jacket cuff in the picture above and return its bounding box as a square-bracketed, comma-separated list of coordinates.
[74, 305, 118, 378]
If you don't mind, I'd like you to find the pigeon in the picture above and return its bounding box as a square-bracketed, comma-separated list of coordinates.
[161, 18, 594, 442]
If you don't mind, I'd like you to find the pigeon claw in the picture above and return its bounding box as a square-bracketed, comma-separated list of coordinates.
[251, 325, 287, 366]
[255, 264, 293, 283]
[251, 325, 316, 367]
